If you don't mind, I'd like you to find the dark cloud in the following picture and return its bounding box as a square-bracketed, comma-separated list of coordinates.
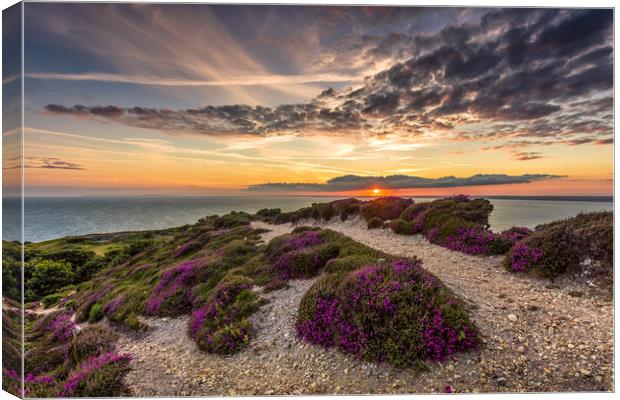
[246, 173, 561, 192]
[24, 157, 85, 170]
[44, 8, 612, 148]
[511, 152, 544, 161]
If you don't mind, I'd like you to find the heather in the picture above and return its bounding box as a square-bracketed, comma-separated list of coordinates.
[297, 258, 478, 367]
[189, 275, 263, 354]
[502, 212, 613, 289]
[359, 196, 413, 221]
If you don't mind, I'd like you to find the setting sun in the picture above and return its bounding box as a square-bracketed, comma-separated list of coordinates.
[372, 188, 382, 195]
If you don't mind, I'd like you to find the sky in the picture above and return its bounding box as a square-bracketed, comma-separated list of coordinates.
[10, 4, 614, 196]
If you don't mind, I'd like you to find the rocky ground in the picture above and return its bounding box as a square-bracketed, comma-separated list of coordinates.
[116, 219, 613, 395]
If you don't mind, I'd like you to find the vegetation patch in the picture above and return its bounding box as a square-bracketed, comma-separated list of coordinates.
[297, 258, 478, 367]
[502, 212, 613, 289]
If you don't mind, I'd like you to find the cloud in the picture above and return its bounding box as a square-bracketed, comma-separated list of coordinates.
[42, 8, 612, 148]
[27, 71, 359, 87]
[27, 157, 85, 170]
[4, 156, 86, 170]
[511, 152, 544, 161]
[245, 173, 562, 192]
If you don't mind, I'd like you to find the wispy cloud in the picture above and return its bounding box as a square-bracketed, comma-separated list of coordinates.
[26, 71, 359, 87]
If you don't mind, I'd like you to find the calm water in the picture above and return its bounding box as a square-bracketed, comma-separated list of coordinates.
[2, 196, 614, 243]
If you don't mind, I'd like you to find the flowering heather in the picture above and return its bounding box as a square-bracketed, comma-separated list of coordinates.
[509, 242, 543, 272]
[189, 277, 258, 354]
[287, 230, 323, 249]
[103, 295, 124, 316]
[50, 313, 77, 343]
[175, 241, 201, 258]
[272, 244, 338, 280]
[145, 260, 200, 315]
[422, 308, 477, 361]
[297, 259, 478, 367]
[501, 226, 533, 243]
[444, 227, 496, 255]
[59, 352, 132, 397]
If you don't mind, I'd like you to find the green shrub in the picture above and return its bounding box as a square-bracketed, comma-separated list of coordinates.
[88, 303, 104, 323]
[324, 255, 378, 274]
[214, 212, 252, 229]
[367, 217, 383, 229]
[359, 197, 413, 221]
[390, 218, 413, 235]
[42, 293, 64, 308]
[255, 208, 281, 222]
[271, 243, 339, 279]
[28, 260, 76, 298]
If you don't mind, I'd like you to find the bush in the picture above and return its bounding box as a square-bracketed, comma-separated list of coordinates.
[367, 217, 383, 229]
[69, 324, 119, 365]
[359, 197, 413, 221]
[444, 227, 512, 255]
[144, 260, 201, 316]
[59, 352, 132, 397]
[297, 259, 478, 367]
[390, 218, 413, 235]
[255, 208, 281, 221]
[189, 275, 261, 354]
[175, 241, 201, 258]
[42, 293, 65, 308]
[28, 260, 76, 298]
[501, 226, 533, 243]
[88, 303, 104, 323]
[503, 212, 612, 287]
[271, 243, 339, 279]
[214, 212, 252, 229]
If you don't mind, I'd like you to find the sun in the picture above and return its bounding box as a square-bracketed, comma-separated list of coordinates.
[372, 188, 382, 195]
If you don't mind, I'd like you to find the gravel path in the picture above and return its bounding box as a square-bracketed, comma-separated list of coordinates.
[116, 220, 613, 395]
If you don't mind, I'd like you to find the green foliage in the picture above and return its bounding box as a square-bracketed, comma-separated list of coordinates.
[88, 303, 104, 323]
[214, 211, 252, 229]
[359, 196, 413, 221]
[28, 259, 76, 299]
[367, 217, 383, 229]
[390, 218, 413, 234]
[42, 293, 65, 308]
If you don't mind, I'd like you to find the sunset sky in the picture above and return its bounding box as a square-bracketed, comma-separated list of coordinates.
[12, 4, 613, 196]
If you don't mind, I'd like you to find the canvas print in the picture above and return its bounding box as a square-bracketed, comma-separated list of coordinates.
[1, 2, 614, 397]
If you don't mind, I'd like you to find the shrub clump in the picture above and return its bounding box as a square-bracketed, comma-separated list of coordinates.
[145, 260, 201, 316]
[444, 227, 512, 255]
[500, 226, 533, 243]
[189, 276, 261, 354]
[175, 241, 201, 258]
[297, 259, 478, 367]
[503, 212, 612, 288]
[58, 352, 132, 397]
[359, 197, 413, 221]
[390, 218, 414, 235]
[367, 217, 383, 230]
[69, 324, 119, 365]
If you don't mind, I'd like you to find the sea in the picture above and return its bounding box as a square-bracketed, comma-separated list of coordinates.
[2, 196, 614, 243]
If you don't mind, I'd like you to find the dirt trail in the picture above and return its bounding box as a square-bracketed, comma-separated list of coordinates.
[116, 220, 613, 395]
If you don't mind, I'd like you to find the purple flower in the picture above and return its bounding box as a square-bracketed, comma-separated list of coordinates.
[510, 242, 543, 272]
[175, 241, 201, 258]
[145, 260, 200, 315]
[288, 231, 323, 249]
[59, 352, 132, 397]
[50, 314, 76, 343]
[444, 227, 495, 255]
[426, 227, 440, 243]
[103, 295, 124, 316]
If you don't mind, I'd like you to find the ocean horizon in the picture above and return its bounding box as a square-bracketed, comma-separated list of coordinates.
[2, 195, 614, 243]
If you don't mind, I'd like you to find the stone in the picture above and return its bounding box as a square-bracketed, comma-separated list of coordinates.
[507, 314, 518, 322]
